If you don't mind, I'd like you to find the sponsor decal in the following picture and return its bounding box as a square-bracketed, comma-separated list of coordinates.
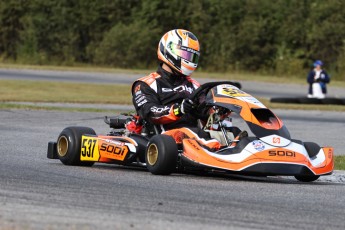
[150, 106, 170, 113]
[104, 139, 124, 146]
[272, 137, 281, 144]
[187, 139, 200, 150]
[137, 99, 147, 107]
[162, 88, 173, 92]
[99, 142, 129, 161]
[243, 97, 265, 107]
[269, 150, 296, 157]
[135, 95, 146, 104]
[328, 149, 333, 159]
[162, 85, 193, 94]
[181, 46, 200, 55]
[252, 140, 265, 151]
[219, 86, 249, 97]
[135, 94, 147, 107]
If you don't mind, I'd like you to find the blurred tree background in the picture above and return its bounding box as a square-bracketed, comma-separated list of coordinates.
[0, 0, 344, 80]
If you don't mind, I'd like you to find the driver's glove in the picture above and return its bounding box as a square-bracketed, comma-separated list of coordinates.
[173, 99, 194, 116]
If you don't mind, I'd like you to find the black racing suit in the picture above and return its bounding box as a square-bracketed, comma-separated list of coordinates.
[131, 64, 204, 132]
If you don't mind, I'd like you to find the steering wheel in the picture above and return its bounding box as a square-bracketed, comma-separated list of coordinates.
[188, 81, 241, 106]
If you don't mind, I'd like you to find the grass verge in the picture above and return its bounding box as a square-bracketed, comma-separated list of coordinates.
[1, 79, 132, 104]
[0, 102, 131, 113]
[1, 79, 345, 112]
[334, 156, 345, 170]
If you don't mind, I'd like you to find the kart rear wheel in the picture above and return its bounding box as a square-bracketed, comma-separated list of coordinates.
[57, 126, 96, 166]
[146, 135, 178, 175]
[294, 175, 320, 182]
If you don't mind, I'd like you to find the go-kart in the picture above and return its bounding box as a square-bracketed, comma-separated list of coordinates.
[47, 81, 334, 182]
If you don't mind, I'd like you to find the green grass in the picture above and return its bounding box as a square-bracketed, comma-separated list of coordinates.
[0, 79, 132, 104]
[2, 79, 345, 112]
[334, 156, 345, 170]
[0, 102, 131, 113]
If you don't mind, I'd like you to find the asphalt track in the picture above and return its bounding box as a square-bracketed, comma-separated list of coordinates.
[1, 109, 345, 230]
[1, 69, 345, 229]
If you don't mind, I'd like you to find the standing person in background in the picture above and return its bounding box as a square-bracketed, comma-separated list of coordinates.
[307, 60, 330, 98]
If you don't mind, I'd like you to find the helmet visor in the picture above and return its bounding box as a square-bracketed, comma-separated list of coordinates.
[170, 43, 199, 64]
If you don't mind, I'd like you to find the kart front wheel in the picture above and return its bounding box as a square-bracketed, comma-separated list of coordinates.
[294, 175, 320, 182]
[146, 135, 178, 175]
[304, 142, 320, 158]
[57, 126, 96, 166]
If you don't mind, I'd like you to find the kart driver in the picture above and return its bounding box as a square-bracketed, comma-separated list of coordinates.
[131, 29, 221, 149]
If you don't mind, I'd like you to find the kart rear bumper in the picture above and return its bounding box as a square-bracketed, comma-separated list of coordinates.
[47, 141, 58, 159]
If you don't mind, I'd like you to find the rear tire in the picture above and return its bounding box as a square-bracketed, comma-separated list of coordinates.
[57, 126, 96, 166]
[294, 175, 320, 182]
[146, 135, 178, 175]
[294, 142, 321, 182]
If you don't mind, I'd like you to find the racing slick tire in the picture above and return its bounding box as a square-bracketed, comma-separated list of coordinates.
[146, 134, 178, 175]
[304, 142, 321, 158]
[294, 175, 320, 182]
[57, 126, 96, 166]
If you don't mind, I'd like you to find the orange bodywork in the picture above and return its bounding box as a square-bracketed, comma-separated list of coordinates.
[163, 128, 221, 150]
[181, 138, 333, 176]
[211, 89, 284, 129]
[81, 135, 136, 163]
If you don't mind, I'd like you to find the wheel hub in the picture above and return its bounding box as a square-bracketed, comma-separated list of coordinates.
[57, 136, 68, 157]
[147, 144, 158, 165]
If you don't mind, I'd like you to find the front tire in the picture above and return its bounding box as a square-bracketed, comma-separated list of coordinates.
[304, 142, 320, 158]
[294, 142, 322, 182]
[57, 126, 96, 166]
[295, 175, 320, 182]
[146, 135, 178, 175]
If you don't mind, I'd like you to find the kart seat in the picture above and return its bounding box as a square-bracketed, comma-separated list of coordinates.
[205, 126, 242, 146]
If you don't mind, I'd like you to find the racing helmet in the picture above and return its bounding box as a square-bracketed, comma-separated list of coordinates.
[157, 29, 200, 76]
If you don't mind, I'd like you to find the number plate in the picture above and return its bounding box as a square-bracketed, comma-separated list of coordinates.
[81, 136, 100, 161]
